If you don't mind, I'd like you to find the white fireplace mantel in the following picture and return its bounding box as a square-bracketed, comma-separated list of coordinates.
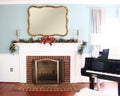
[16, 43, 81, 83]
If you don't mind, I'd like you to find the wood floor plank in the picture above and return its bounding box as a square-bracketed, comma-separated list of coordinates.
[0, 82, 117, 96]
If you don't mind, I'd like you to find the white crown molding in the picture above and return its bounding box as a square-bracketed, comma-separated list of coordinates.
[0, 0, 120, 4]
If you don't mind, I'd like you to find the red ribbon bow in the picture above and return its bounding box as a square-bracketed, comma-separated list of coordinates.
[39, 36, 55, 46]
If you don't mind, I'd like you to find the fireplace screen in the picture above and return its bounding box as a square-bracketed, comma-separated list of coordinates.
[32, 59, 63, 84]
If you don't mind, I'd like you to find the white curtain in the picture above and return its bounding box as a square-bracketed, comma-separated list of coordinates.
[92, 8, 105, 34]
[91, 8, 106, 57]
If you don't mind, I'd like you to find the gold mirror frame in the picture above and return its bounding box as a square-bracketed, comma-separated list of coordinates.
[28, 5, 68, 36]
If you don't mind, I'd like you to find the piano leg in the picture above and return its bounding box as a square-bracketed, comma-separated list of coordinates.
[96, 78, 101, 91]
[118, 82, 120, 96]
[89, 77, 95, 89]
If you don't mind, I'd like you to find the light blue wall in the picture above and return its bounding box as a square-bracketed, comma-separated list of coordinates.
[0, 5, 29, 53]
[0, 4, 120, 53]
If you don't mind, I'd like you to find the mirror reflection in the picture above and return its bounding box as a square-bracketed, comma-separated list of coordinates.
[28, 6, 68, 36]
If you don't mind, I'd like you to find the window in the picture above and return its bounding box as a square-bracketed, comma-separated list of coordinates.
[101, 18, 120, 47]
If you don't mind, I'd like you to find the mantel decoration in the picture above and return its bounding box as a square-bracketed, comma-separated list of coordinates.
[77, 40, 87, 55]
[9, 36, 87, 54]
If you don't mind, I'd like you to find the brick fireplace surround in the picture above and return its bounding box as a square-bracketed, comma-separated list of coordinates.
[16, 43, 81, 83]
[26, 56, 70, 83]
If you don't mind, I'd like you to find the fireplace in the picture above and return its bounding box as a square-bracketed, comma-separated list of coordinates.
[32, 59, 63, 84]
[16, 43, 80, 83]
[26, 56, 70, 83]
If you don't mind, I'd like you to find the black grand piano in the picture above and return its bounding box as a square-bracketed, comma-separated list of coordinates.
[81, 49, 120, 96]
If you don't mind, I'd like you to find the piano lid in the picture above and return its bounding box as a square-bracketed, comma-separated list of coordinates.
[98, 49, 109, 60]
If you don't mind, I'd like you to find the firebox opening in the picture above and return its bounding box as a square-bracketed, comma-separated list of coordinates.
[32, 59, 64, 84]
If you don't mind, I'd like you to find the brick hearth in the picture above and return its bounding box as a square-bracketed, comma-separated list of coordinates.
[26, 56, 70, 83]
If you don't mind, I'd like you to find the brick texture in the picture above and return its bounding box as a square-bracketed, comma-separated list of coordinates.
[26, 56, 70, 83]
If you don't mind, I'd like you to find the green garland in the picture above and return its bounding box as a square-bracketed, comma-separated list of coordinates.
[9, 41, 16, 54]
[77, 41, 87, 55]
[9, 37, 87, 54]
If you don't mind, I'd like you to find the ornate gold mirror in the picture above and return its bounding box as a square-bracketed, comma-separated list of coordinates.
[28, 6, 68, 36]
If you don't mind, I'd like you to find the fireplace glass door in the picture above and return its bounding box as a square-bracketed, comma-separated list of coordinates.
[33, 59, 61, 84]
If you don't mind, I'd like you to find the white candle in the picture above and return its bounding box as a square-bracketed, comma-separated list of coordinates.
[16, 29, 20, 36]
[77, 29, 79, 42]
[77, 29, 79, 36]
[16, 29, 20, 41]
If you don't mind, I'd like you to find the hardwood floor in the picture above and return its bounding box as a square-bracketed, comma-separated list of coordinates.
[0, 82, 118, 96]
